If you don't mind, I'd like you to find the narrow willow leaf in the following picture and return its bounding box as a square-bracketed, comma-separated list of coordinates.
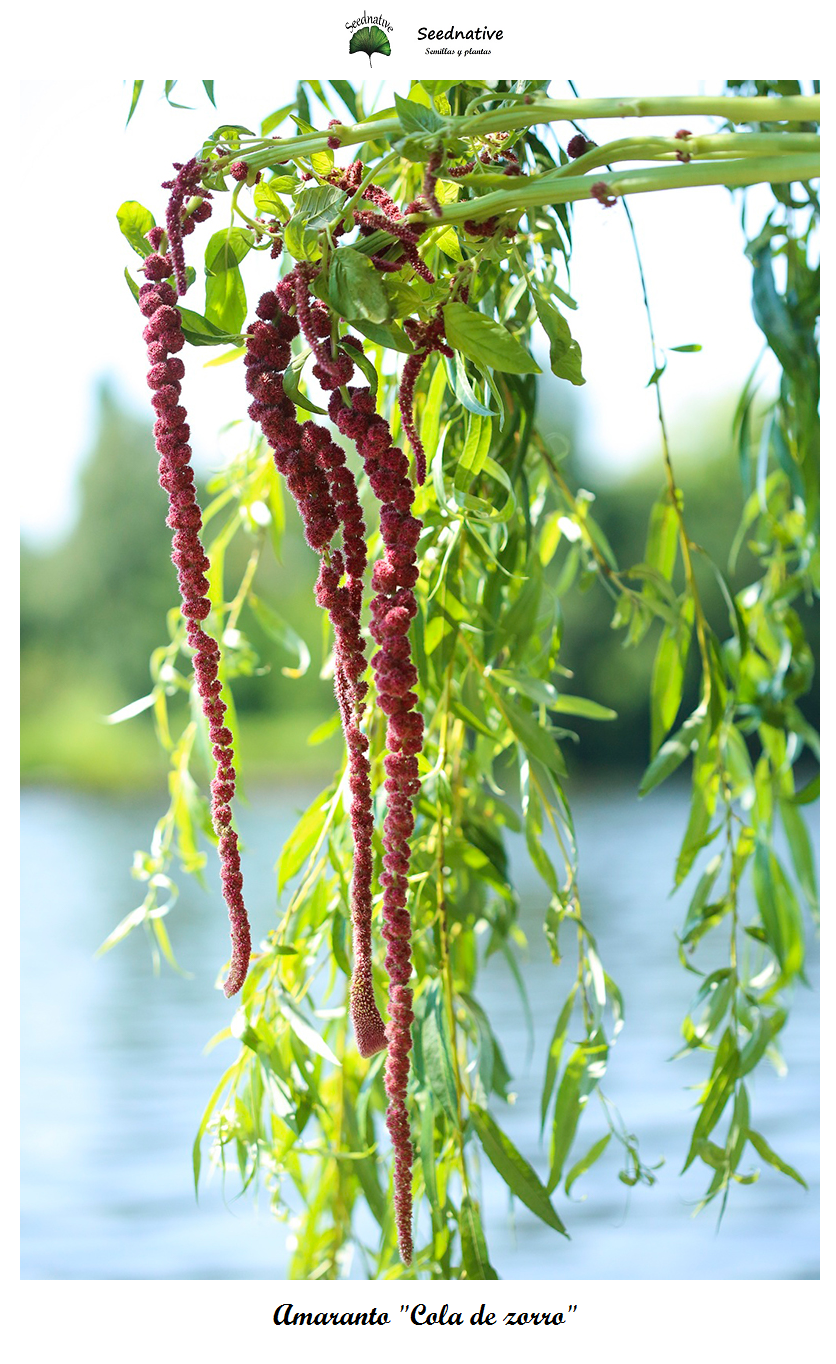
[249, 595, 311, 677]
[752, 842, 805, 980]
[443, 302, 541, 375]
[650, 600, 693, 756]
[565, 1133, 612, 1197]
[779, 799, 818, 908]
[541, 990, 576, 1133]
[470, 1104, 568, 1236]
[747, 1128, 808, 1188]
[126, 81, 144, 127]
[279, 1001, 340, 1066]
[550, 694, 617, 721]
[639, 704, 706, 797]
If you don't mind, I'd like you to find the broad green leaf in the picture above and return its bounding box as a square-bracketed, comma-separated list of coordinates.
[443, 302, 541, 375]
[394, 92, 443, 135]
[470, 1104, 568, 1236]
[329, 246, 390, 323]
[533, 293, 585, 385]
[351, 318, 414, 353]
[204, 227, 254, 277]
[178, 306, 243, 348]
[117, 201, 155, 258]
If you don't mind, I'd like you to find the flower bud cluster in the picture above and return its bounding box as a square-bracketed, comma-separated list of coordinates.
[140, 248, 251, 998]
[161, 158, 213, 296]
[399, 308, 453, 485]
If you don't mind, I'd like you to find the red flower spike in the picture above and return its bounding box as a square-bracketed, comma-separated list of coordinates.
[139, 246, 251, 997]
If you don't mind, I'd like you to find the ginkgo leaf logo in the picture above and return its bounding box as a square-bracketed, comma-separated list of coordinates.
[349, 24, 392, 64]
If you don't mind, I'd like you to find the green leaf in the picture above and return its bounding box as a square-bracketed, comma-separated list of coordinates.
[550, 694, 617, 721]
[459, 1196, 499, 1279]
[638, 703, 706, 797]
[348, 24, 392, 64]
[455, 414, 493, 492]
[117, 201, 155, 258]
[202, 80, 216, 108]
[779, 798, 818, 908]
[124, 268, 140, 303]
[328, 247, 390, 323]
[470, 1104, 568, 1237]
[177, 307, 243, 348]
[421, 984, 459, 1122]
[192, 1060, 238, 1194]
[752, 842, 805, 980]
[747, 1128, 807, 1188]
[541, 990, 576, 1133]
[249, 594, 311, 676]
[533, 293, 585, 385]
[548, 1046, 586, 1191]
[650, 601, 693, 756]
[281, 350, 327, 416]
[394, 92, 443, 135]
[351, 318, 414, 353]
[504, 696, 567, 778]
[669, 343, 703, 352]
[125, 81, 144, 127]
[565, 1133, 612, 1197]
[443, 303, 540, 375]
[279, 1000, 340, 1066]
[447, 352, 496, 416]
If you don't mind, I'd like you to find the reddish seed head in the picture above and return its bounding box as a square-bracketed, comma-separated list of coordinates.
[590, 180, 617, 209]
[229, 160, 249, 182]
[144, 253, 172, 281]
[567, 133, 592, 159]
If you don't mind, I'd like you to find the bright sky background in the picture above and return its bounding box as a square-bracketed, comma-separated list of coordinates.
[19, 77, 780, 546]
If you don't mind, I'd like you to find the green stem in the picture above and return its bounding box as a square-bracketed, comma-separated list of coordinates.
[225, 94, 819, 176]
[409, 156, 820, 225]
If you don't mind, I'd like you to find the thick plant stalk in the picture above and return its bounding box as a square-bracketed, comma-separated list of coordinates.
[140, 233, 251, 998]
[244, 284, 388, 1059]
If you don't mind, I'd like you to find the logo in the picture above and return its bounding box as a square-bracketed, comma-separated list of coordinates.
[346, 13, 393, 64]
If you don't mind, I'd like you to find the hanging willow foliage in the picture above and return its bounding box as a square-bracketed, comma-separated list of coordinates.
[108, 78, 819, 1278]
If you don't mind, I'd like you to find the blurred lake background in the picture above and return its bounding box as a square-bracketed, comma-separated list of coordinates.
[19, 80, 819, 1281]
[20, 386, 820, 1281]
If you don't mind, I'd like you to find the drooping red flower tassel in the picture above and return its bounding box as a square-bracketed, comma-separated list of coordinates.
[140, 224, 251, 997]
[329, 382, 424, 1267]
[244, 283, 388, 1058]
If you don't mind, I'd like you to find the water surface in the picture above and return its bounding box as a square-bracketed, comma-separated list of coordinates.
[20, 781, 819, 1279]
